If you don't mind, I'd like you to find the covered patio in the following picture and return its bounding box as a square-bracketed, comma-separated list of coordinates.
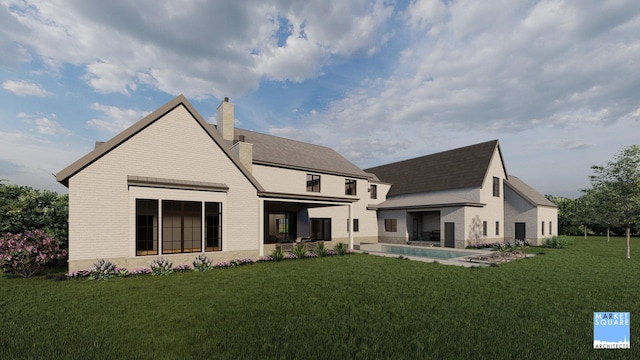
[258, 192, 358, 256]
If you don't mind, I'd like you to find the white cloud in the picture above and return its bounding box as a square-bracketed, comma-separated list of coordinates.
[16, 111, 73, 136]
[33, 117, 72, 136]
[0, 131, 80, 192]
[1, 0, 396, 98]
[86, 103, 149, 134]
[1, 80, 52, 96]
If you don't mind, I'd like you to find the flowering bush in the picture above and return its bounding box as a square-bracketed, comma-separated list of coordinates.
[256, 255, 274, 262]
[88, 259, 117, 280]
[66, 269, 90, 279]
[467, 240, 531, 251]
[193, 254, 212, 271]
[0, 230, 67, 278]
[173, 264, 192, 272]
[230, 258, 254, 266]
[150, 258, 174, 276]
[285, 253, 297, 260]
[130, 267, 151, 276]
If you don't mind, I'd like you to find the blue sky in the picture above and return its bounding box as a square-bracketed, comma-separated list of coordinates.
[1, 0, 640, 198]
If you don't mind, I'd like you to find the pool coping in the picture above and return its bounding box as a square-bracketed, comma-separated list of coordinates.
[357, 243, 496, 267]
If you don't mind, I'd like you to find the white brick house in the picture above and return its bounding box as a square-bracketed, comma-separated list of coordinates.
[56, 95, 556, 270]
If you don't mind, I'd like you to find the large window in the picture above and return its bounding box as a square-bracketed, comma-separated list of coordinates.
[345, 179, 357, 195]
[136, 199, 158, 255]
[206, 202, 222, 251]
[385, 219, 397, 232]
[493, 177, 500, 197]
[163, 200, 202, 254]
[310, 218, 331, 241]
[307, 174, 321, 192]
[136, 199, 222, 256]
[370, 184, 377, 199]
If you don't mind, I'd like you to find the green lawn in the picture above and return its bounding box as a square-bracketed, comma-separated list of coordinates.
[1, 237, 639, 359]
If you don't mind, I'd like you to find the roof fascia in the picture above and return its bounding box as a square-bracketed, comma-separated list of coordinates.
[55, 95, 265, 192]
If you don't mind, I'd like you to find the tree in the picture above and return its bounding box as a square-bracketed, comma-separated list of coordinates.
[0, 181, 68, 247]
[584, 185, 618, 242]
[547, 195, 581, 235]
[589, 145, 640, 259]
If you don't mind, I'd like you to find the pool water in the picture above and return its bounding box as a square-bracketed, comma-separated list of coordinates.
[380, 245, 478, 259]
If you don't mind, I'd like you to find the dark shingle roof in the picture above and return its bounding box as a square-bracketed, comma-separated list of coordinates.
[212, 126, 371, 179]
[365, 140, 503, 197]
[504, 175, 556, 207]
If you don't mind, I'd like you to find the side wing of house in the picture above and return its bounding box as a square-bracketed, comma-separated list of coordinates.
[504, 176, 558, 245]
[56, 96, 262, 271]
[368, 140, 508, 249]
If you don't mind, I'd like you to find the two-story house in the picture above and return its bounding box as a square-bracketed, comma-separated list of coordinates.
[56, 95, 556, 271]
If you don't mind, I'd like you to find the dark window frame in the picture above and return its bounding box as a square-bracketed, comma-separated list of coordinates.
[496, 221, 500, 236]
[347, 218, 360, 232]
[345, 179, 357, 196]
[306, 174, 321, 192]
[384, 219, 397, 232]
[483, 221, 487, 236]
[136, 199, 158, 256]
[493, 177, 500, 197]
[370, 184, 377, 199]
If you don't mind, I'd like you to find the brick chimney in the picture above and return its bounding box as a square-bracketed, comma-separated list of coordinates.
[216, 97, 234, 141]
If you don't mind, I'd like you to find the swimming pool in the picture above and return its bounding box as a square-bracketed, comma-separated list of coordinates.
[379, 245, 478, 259]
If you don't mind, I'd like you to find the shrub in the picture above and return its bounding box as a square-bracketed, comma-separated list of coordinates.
[230, 258, 254, 267]
[542, 235, 575, 249]
[131, 267, 151, 276]
[334, 242, 348, 256]
[193, 254, 212, 271]
[150, 258, 174, 276]
[0, 230, 67, 278]
[314, 242, 328, 257]
[256, 255, 274, 262]
[293, 243, 307, 259]
[173, 264, 192, 272]
[88, 259, 117, 280]
[66, 269, 90, 279]
[271, 249, 284, 262]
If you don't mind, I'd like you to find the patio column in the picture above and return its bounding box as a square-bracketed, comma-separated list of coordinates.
[348, 203, 353, 250]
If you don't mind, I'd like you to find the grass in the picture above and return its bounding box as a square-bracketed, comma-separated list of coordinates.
[1, 236, 639, 359]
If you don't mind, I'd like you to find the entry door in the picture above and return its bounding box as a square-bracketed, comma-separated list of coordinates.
[444, 222, 455, 248]
[515, 222, 526, 240]
[412, 218, 420, 240]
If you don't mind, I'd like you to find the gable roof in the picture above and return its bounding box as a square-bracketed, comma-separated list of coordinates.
[365, 140, 505, 197]
[504, 175, 556, 208]
[55, 95, 264, 192]
[213, 127, 371, 179]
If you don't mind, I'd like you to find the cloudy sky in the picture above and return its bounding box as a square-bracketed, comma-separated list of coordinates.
[1, 0, 639, 198]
